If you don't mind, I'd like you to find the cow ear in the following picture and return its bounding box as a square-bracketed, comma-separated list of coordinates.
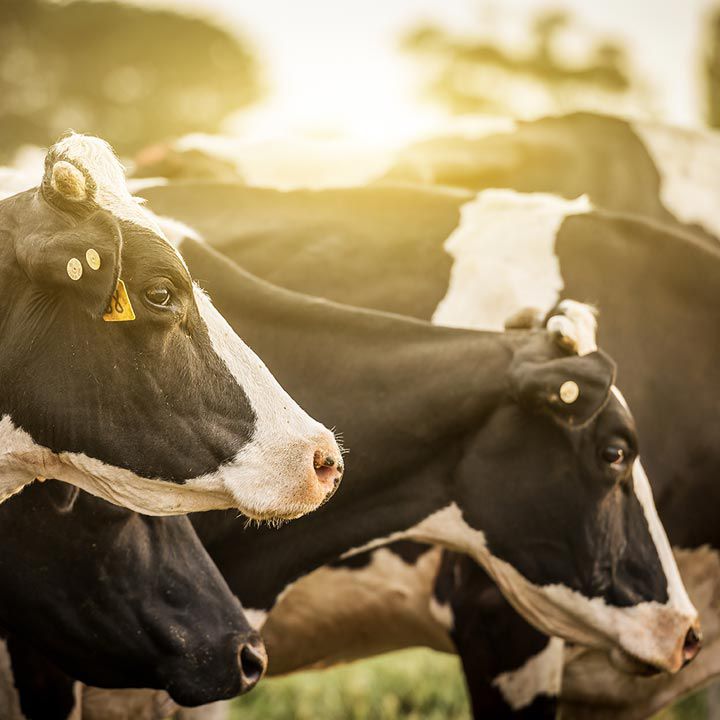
[509, 350, 616, 427]
[16, 209, 122, 318]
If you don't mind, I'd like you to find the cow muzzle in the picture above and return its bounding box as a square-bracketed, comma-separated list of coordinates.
[237, 635, 268, 694]
[610, 617, 702, 675]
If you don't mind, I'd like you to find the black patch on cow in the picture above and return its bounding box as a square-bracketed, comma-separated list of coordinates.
[435, 552, 558, 719]
[0, 190, 256, 482]
[331, 541, 434, 570]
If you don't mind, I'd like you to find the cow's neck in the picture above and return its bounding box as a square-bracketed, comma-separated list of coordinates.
[182, 239, 515, 609]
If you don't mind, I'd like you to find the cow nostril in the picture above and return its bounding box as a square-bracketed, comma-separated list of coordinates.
[683, 626, 702, 666]
[238, 641, 267, 693]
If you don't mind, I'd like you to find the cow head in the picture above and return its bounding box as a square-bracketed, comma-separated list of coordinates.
[0, 134, 342, 518]
[0, 481, 266, 706]
[445, 303, 699, 674]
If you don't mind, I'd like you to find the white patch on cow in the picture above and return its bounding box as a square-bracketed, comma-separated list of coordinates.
[261, 546, 453, 676]
[346, 503, 697, 673]
[547, 300, 598, 356]
[493, 636, 565, 710]
[633, 120, 720, 242]
[49, 134, 165, 237]
[432, 190, 592, 331]
[611, 388, 697, 619]
[243, 608, 269, 631]
[632, 458, 696, 616]
[192, 287, 342, 520]
[428, 596, 454, 631]
[175, 134, 396, 190]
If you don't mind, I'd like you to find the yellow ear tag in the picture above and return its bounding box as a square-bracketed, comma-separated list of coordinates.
[103, 279, 136, 322]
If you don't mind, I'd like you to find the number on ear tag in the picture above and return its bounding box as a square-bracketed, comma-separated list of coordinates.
[103, 279, 136, 322]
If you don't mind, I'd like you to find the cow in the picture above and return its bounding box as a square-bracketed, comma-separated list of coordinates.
[131, 112, 720, 248]
[135, 180, 720, 718]
[0, 480, 269, 720]
[0, 134, 342, 519]
[75, 217, 703, 719]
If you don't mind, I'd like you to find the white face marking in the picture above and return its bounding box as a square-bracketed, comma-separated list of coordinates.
[432, 190, 592, 330]
[345, 503, 696, 673]
[493, 637, 565, 710]
[192, 287, 342, 520]
[611, 388, 696, 618]
[633, 121, 720, 242]
[562, 546, 720, 717]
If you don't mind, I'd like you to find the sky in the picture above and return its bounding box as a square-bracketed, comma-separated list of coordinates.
[116, 0, 715, 136]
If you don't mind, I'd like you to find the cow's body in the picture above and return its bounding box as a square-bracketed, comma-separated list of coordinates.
[136, 180, 720, 718]
[0, 134, 342, 518]
[78, 213, 705, 719]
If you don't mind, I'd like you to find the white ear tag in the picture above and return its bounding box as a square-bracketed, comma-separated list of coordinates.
[559, 380, 580, 404]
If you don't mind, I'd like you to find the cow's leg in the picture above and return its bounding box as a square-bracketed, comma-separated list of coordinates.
[2, 634, 78, 720]
[435, 552, 561, 718]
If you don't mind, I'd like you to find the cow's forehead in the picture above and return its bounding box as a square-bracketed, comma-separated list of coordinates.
[47, 133, 166, 239]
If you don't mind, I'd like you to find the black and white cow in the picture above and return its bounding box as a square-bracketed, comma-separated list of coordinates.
[132, 112, 720, 249]
[0, 134, 342, 519]
[0, 480, 269, 720]
[76, 209, 710, 720]
[137, 180, 720, 718]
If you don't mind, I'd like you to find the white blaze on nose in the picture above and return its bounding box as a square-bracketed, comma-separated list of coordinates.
[610, 387, 697, 619]
[192, 286, 340, 519]
[433, 190, 592, 331]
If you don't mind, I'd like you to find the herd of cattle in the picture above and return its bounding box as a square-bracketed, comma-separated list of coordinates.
[0, 111, 717, 720]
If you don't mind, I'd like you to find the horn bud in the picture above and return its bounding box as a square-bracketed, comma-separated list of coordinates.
[50, 161, 87, 202]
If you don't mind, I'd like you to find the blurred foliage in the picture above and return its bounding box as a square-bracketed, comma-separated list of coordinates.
[655, 686, 708, 719]
[0, 0, 262, 162]
[230, 647, 716, 720]
[231, 649, 470, 720]
[402, 10, 640, 118]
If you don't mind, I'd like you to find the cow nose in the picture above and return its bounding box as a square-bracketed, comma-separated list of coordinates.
[682, 624, 702, 667]
[313, 445, 344, 494]
[237, 636, 267, 693]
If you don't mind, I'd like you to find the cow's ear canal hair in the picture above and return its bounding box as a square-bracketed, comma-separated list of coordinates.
[508, 350, 617, 428]
[15, 210, 122, 318]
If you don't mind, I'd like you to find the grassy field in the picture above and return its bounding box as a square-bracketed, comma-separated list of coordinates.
[231, 648, 711, 720]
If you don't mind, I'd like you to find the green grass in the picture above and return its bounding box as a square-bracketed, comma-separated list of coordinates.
[230, 648, 714, 720]
[231, 649, 470, 720]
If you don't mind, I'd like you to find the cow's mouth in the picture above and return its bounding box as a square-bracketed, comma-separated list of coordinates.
[608, 647, 662, 677]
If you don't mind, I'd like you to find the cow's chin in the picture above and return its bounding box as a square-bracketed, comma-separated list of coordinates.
[233, 476, 336, 524]
[608, 647, 662, 677]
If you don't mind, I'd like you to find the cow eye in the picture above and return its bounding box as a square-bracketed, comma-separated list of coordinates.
[144, 285, 172, 308]
[601, 445, 626, 467]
